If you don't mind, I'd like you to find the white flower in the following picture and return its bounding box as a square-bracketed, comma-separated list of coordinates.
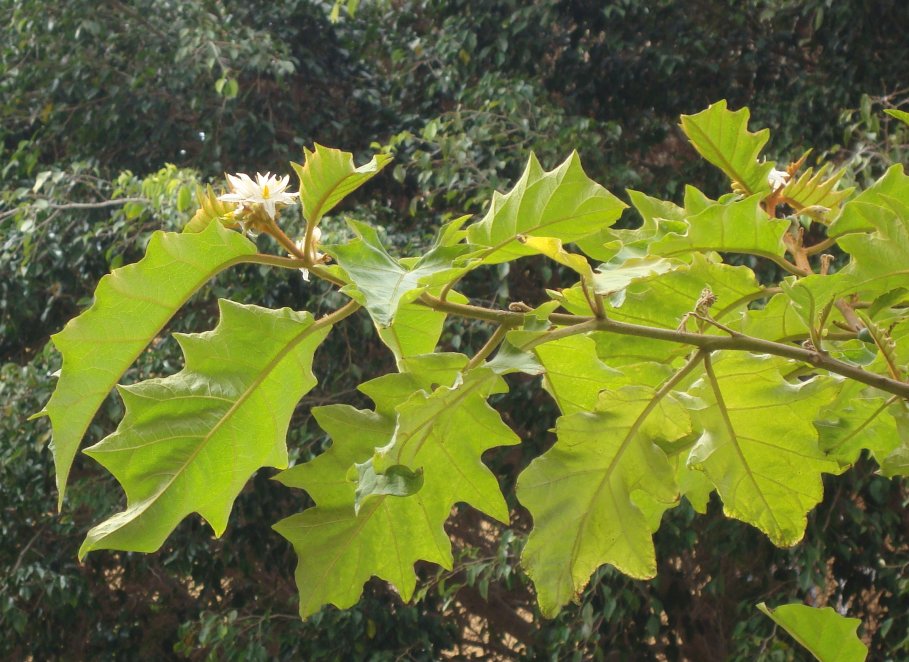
[767, 168, 790, 192]
[218, 172, 298, 219]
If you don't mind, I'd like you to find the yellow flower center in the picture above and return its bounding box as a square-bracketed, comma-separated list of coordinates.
[262, 185, 271, 199]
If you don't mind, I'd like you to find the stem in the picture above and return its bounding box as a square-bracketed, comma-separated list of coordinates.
[314, 298, 361, 327]
[240, 254, 309, 270]
[589, 317, 909, 399]
[263, 218, 306, 260]
[805, 236, 837, 256]
[438, 274, 462, 302]
[579, 277, 600, 318]
[465, 324, 513, 370]
[517, 319, 600, 351]
[419, 292, 590, 327]
[414, 294, 909, 398]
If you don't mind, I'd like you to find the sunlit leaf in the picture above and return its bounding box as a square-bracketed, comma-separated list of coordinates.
[291, 144, 392, 225]
[679, 100, 774, 196]
[757, 602, 867, 662]
[275, 355, 519, 617]
[79, 300, 331, 557]
[688, 353, 839, 546]
[328, 220, 470, 326]
[40, 221, 256, 508]
[518, 362, 691, 616]
[466, 151, 626, 264]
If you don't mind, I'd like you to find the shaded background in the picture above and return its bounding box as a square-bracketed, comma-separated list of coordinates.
[2, 0, 908, 659]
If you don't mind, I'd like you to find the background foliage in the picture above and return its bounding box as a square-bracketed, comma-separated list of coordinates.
[2, 0, 908, 658]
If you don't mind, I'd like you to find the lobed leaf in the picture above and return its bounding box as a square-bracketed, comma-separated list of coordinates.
[757, 602, 867, 662]
[519, 380, 690, 616]
[649, 195, 789, 261]
[291, 144, 392, 225]
[327, 220, 470, 327]
[275, 354, 519, 618]
[688, 353, 839, 546]
[679, 100, 775, 196]
[466, 151, 626, 265]
[274, 403, 452, 617]
[80, 300, 332, 558]
[39, 221, 257, 508]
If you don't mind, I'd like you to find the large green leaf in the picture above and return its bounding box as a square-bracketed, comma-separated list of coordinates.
[39, 221, 257, 508]
[372, 367, 519, 523]
[274, 404, 453, 617]
[688, 353, 839, 546]
[786, 169, 909, 318]
[518, 362, 691, 616]
[79, 300, 332, 558]
[327, 220, 470, 327]
[275, 355, 519, 617]
[649, 195, 789, 261]
[466, 151, 626, 264]
[757, 603, 867, 662]
[679, 100, 774, 196]
[290, 144, 392, 225]
[835, 199, 909, 302]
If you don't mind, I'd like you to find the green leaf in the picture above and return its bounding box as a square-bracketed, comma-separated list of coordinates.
[833, 173, 909, 301]
[79, 300, 332, 558]
[375, 290, 468, 364]
[290, 144, 392, 225]
[40, 221, 256, 509]
[575, 190, 686, 261]
[274, 403, 452, 617]
[275, 355, 519, 617]
[688, 353, 839, 546]
[738, 292, 810, 342]
[650, 195, 789, 261]
[533, 335, 623, 415]
[679, 100, 774, 196]
[815, 381, 901, 468]
[327, 220, 470, 327]
[466, 151, 626, 265]
[373, 367, 519, 523]
[828, 164, 909, 238]
[884, 108, 909, 127]
[757, 603, 867, 662]
[518, 362, 691, 616]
